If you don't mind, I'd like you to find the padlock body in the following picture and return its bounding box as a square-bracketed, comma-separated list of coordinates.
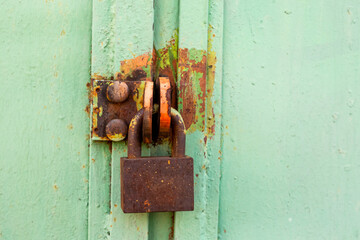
[121, 156, 194, 213]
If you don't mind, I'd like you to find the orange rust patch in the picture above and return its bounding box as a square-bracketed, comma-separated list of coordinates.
[168, 212, 175, 240]
[144, 200, 150, 207]
[106, 142, 112, 154]
[84, 105, 90, 117]
[116, 53, 152, 81]
[178, 48, 207, 131]
[92, 73, 108, 80]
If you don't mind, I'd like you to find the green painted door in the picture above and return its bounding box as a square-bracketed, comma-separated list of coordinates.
[1, 0, 360, 240]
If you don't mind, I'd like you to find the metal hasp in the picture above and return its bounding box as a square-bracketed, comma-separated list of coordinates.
[91, 80, 148, 141]
[121, 108, 194, 213]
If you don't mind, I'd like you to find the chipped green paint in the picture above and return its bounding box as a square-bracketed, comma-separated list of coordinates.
[133, 81, 146, 111]
[177, 47, 209, 133]
[154, 30, 179, 80]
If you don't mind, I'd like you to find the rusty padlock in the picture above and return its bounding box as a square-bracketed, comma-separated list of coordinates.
[121, 108, 194, 213]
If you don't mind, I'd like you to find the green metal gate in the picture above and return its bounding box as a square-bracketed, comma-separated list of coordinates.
[1, 0, 360, 239]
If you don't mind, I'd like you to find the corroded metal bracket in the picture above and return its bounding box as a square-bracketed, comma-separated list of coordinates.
[91, 80, 147, 141]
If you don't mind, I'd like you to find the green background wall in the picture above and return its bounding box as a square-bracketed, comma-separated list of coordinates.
[219, 1, 360, 239]
[1, 0, 360, 239]
[0, 0, 92, 239]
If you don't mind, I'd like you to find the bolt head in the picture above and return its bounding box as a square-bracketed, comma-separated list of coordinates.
[106, 81, 129, 103]
[106, 119, 128, 141]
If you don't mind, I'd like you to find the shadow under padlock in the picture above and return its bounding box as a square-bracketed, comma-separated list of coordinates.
[121, 108, 194, 213]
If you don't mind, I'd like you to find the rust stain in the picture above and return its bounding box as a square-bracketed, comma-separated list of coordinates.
[67, 124, 73, 130]
[84, 105, 90, 117]
[106, 141, 112, 154]
[60, 29, 66, 36]
[116, 53, 152, 81]
[178, 48, 207, 132]
[92, 73, 108, 80]
[154, 36, 178, 109]
[85, 80, 94, 118]
[144, 199, 151, 210]
[177, 27, 217, 137]
[53, 184, 58, 191]
[168, 213, 175, 240]
[206, 27, 217, 137]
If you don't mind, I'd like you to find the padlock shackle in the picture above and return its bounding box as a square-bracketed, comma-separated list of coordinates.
[127, 108, 186, 158]
[127, 109, 144, 158]
[170, 108, 186, 157]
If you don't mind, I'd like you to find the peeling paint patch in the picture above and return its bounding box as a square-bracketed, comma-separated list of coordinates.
[116, 53, 153, 81]
[178, 48, 207, 133]
[177, 27, 217, 136]
[205, 25, 217, 137]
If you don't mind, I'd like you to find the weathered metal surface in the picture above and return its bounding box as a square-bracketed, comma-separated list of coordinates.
[121, 156, 194, 213]
[106, 119, 128, 141]
[121, 107, 193, 213]
[143, 81, 154, 143]
[106, 81, 130, 103]
[91, 80, 146, 140]
[159, 77, 172, 138]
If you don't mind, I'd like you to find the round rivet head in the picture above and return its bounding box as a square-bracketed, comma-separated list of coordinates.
[106, 81, 129, 103]
[106, 119, 127, 141]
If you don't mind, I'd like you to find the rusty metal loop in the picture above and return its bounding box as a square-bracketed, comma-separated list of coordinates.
[142, 81, 154, 143]
[127, 108, 186, 158]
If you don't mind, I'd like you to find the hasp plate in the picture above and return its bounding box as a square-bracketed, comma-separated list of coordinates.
[91, 80, 146, 140]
